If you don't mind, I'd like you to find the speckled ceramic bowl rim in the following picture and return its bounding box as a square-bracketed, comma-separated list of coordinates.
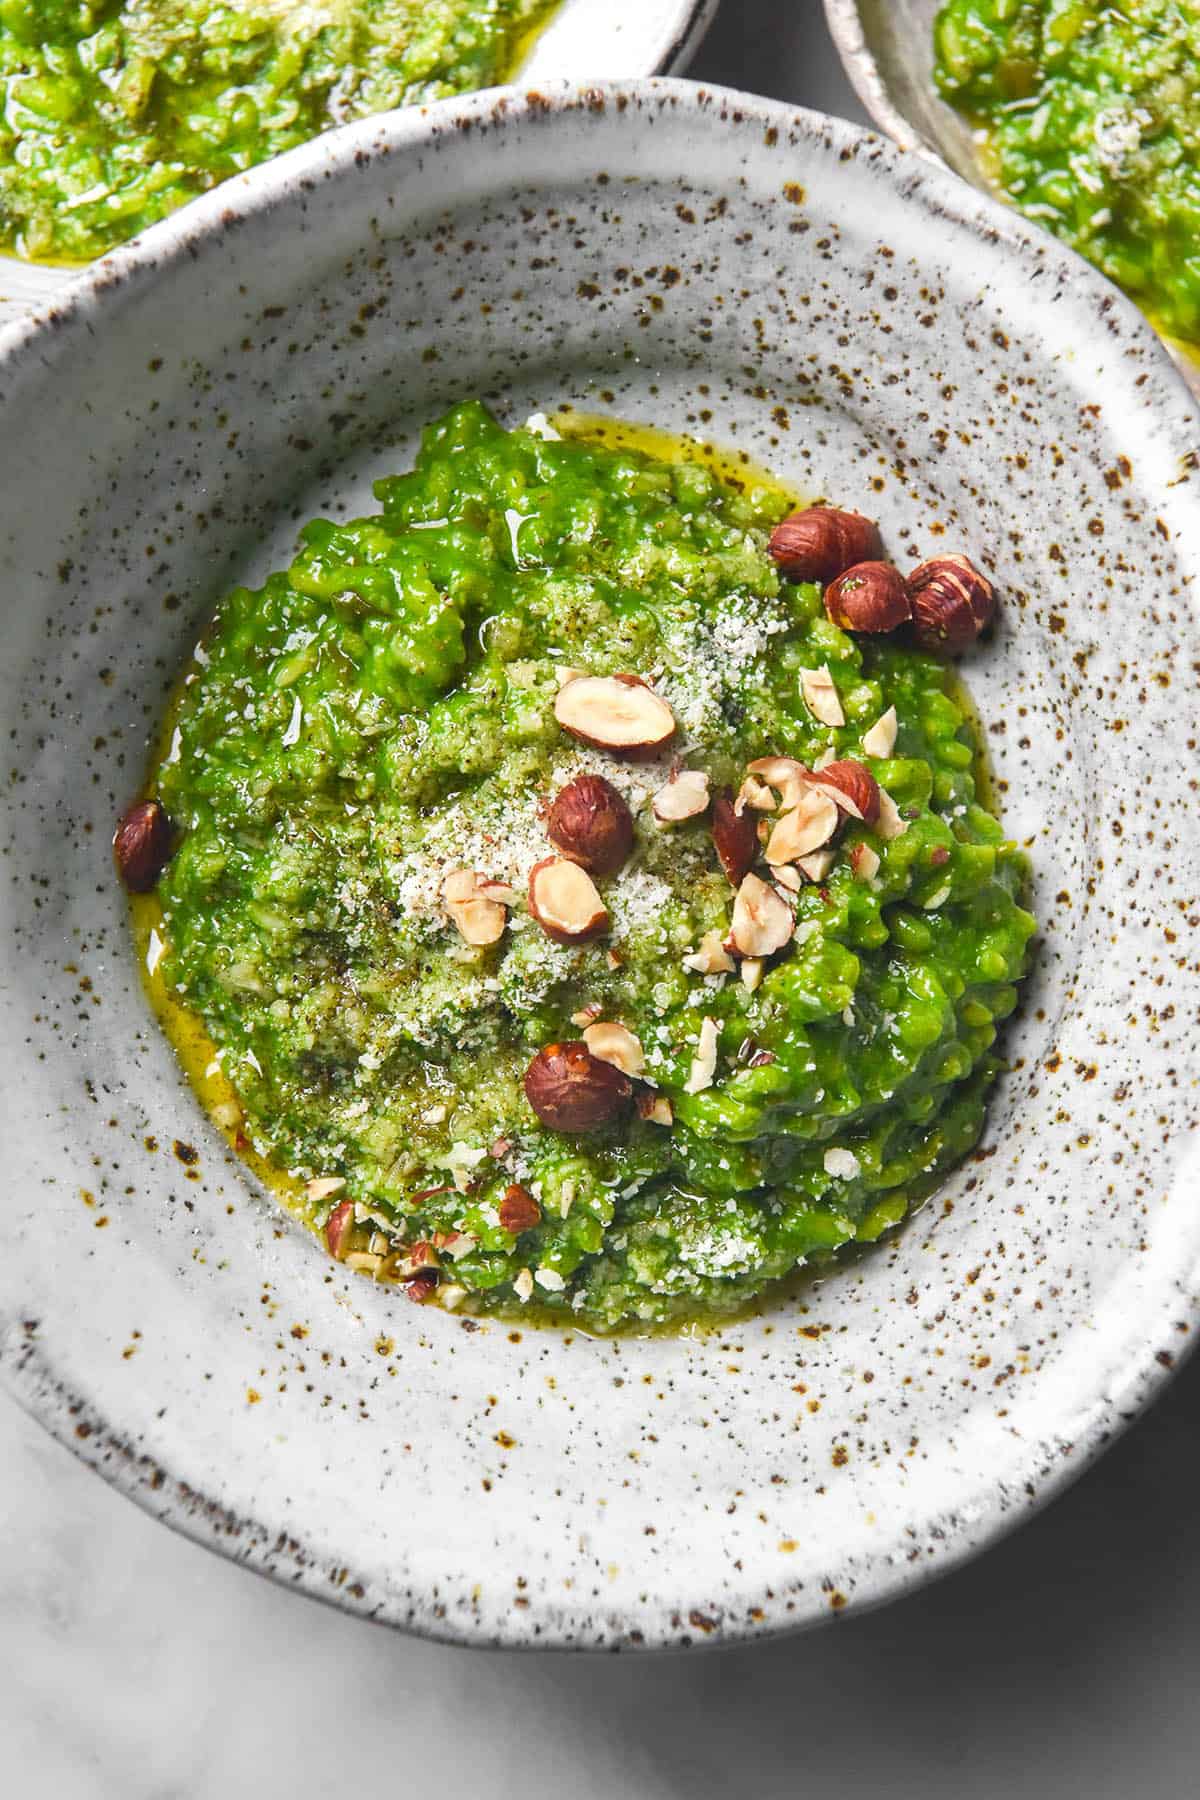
[821, 0, 939, 157]
[2, 79, 1199, 1650]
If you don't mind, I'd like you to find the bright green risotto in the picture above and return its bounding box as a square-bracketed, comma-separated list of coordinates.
[145, 403, 1035, 1331]
[933, 1, 1200, 348]
[0, 0, 557, 263]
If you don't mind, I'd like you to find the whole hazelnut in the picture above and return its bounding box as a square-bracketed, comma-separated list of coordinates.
[907, 554, 996, 653]
[767, 506, 882, 583]
[824, 561, 911, 634]
[524, 1041, 633, 1132]
[113, 797, 173, 893]
[547, 774, 633, 875]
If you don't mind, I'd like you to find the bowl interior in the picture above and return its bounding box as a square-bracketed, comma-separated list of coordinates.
[1, 83, 1198, 1648]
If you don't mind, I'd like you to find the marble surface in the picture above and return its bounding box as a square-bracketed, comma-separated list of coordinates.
[5, 6, 1200, 1794]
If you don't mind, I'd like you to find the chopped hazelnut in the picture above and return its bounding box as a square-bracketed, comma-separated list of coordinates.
[306, 1176, 346, 1202]
[747, 754, 808, 811]
[797, 848, 837, 882]
[765, 788, 839, 864]
[637, 1091, 674, 1127]
[850, 842, 881, 881]
[683, 929, 736, 975]
[730, 873, 794, 957]
[804, 759, 881, 825]
[874, 788, 908, 842]
[685, 1016, 720, 1094]
[712, 788, 759, 887]
[861, 706, 898, 759]
[583, 1020, 646, 1078]
[653, 768, 711, 824]
[800, 665, 845, 728]
[740, 957, 765, 993]
[735, 774, 776, 815]
[443, 867, 508, 946]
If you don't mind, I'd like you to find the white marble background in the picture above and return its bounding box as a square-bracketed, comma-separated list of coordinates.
[6, 9, 1200, 1796]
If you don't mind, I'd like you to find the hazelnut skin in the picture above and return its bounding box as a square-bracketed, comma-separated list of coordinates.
[907, 555, 996, 654]
[547, 774, 634, 876]
[325, 1198, 355, 1260]
[824, 562, 911, 635]
[711, 787, 758, 888]
[113, 798, 173, 893]
[806, 759, 881, 825]
[498, 1184, 542, 1234]
[767, 507, 882, 584]
[524, 1042, 634, 1132]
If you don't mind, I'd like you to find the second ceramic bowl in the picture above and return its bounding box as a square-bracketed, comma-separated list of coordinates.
[0, 0, 717, 329]
[824, 0, 1200, 401]
[1, 80, 1198, 1649]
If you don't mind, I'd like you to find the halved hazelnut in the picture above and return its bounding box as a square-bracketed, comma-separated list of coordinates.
[824, 561, 911, 634]
[524, 1041, 634, 1131]
[653, 768, 710, 824]
[767, 506, 882, 583]
[443, 868, 508, 946]
[874, 788, 908, 842]
[637, 1091, 674, 1126]
[712, 787, 758, 888]
[498, 1184, 542, 1235]
[571, 1001, 602, 1028]
[730, 873, 794, 957]
[554, 673, 676, 758]
[684, 1016, 720, 1094]
[804, 759, 881, 825]
[547, 774, 633, 876]
[800, 666, 845, 728]
[765, 788, 839, 864]
[861, 706, 898, 759]
[325, 1197, 354, 1260]
[528, 856, 608, 944]
[683, 929, 736, 975]
[773, 865, 802, 893]
[583, 1020, 645, 1078]
[113, 798, 173, 893]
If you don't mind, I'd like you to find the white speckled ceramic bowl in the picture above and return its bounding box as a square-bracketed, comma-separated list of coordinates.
[0, 0, 717, 329]
[2, 81, 1199, 1650]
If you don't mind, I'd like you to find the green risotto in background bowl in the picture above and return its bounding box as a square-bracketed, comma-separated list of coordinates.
[933, 1, 1200, 353]
[117, 402, 1035, 1332]
[0, 0, 559, 263]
